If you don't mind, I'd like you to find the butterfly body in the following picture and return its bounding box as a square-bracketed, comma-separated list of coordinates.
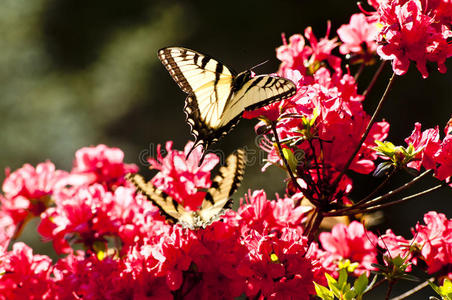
[158, 47, 297, 158]
[126, 149, 246, 229]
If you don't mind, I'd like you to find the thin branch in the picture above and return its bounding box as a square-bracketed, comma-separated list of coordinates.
[271, 123, 318, 204]
[332, 72, 396, 190]
[363, 60, 388, 97]
[353, 168, 398, 207]
[325, 169, 433, 216]
[354, 63, 365, 80]
[308, 140, 322, 185]
[355, 170, 433, 209]
[390, 278, 433, 300]
[306, 210, 324, 244]
[385, 281, 395, 300]
[333, 183, 443, 216]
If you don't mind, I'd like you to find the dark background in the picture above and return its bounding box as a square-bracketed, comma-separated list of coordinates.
[1, 0, 451, 298]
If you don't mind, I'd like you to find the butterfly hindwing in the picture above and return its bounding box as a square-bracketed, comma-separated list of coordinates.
[199, 149, 246, 225]
[125, 173, 188, 224]
[126, 149, 246, 229]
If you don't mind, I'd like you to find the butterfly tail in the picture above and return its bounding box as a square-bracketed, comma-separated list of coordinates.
[185, 140, 209, 167]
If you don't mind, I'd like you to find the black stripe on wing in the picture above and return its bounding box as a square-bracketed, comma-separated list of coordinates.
[125, 173, 180, 224]
[204, 149, 246, 207]
[158, 48, 194, 94]
[244, 77, 297, 112]
[184, 95, 241, 157]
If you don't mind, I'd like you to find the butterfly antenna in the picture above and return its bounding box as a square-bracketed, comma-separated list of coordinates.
[249, 60, 269, 72]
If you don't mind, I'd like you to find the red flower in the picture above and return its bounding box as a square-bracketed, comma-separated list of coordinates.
[277, 33, 313, 76]
[405, 123, 441, 170]
[238, 229, 315, 299]
[435, 134, 452, 180]
[337, 13, 378, 59]
[0, 242, 54, 300]
[72, 144, 138, 188]
[304, 22, 342, 73]
[1, 161, 68, 225]
[148, 141, 219, 210]
[0, 211, 14, 252]
[378, 229, 415, 269]
[238, 190, 309, 234]
[319, 221, 378, 276]
[375, 0, 452, 78]
[413, 211, 452, 276]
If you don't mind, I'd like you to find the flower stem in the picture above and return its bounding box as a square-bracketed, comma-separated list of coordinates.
[385, 281, 394, 300]
[363, 60, 388, 97]
[353, 167, 398, 207]
[325, 170, 433, 216]
[354, 63, 365, 80]
[390, 278, 433, 300]
[328, 182, 442, 216]
[306, 209, 324, 244]
[359, 184, 443, 214]
[271, 123, 307, 198]
[331, 72, 396, 190]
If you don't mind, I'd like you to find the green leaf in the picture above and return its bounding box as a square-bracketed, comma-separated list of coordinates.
[281, 148, 298, 173]
[325, 273, 341, 298]
[429, 279, 452, 300]
[354, 274, 369, 295]
[314, 282, 334, 300]
[344, 289, 357, 300]
[338, 269, 348, 289]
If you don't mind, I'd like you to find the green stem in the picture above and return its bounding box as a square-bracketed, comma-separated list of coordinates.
[326, 169, 432, 216]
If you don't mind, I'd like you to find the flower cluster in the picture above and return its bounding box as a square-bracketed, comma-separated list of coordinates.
[369, 0, 452, 78]
[375, 119, 452, 182]
[2, 143, 377, 299]
[1, 2, 452, 298]
[244, 25, 389, 205]
[380, 211, 452, 281]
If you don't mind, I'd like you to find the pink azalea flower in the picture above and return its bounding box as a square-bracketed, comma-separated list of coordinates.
[304, 22, 342, 73]
[319, 221, 378, 276]
[148, 141, 219, 210]
[378, 229, 414, 268]
[238, 190, 309, 234]
[435, 135, 452, 180]
[405, 122, 441, 171]
[413, 211, 452, 276]
[0, 211, 15, 252]
[72, 144, 138, 188]
[337, 13, 379, 59]
[238, 229, 315, 299]
[1, 161, 68, 225]
[0, 242, 54, 300]
[375, 0, 452, 78]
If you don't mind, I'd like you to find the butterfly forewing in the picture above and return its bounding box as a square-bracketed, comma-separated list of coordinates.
[158, 47, 234, 127]
[218, 75, 297, 127]
[158, 46, 297, 157]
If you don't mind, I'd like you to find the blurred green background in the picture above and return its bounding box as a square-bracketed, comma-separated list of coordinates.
[1, 0, 451, 297]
